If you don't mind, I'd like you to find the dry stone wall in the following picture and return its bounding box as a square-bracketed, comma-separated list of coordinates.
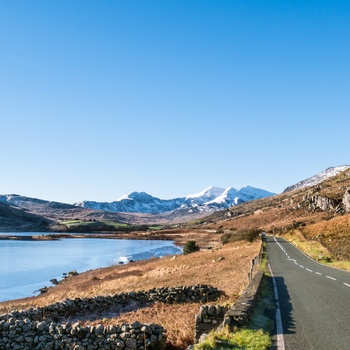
[0, 318, 165, 350]
[0, 285, 223, 350]
[194, 270, 264, 343]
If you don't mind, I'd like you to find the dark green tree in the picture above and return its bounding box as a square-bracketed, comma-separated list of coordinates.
[183, 240, 200, 255]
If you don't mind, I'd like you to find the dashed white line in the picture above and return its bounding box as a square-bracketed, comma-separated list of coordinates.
[273, 236, 344, 287]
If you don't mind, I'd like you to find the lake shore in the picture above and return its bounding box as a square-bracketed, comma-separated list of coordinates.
[0, 233, 186, 303]
[0, 228, 221, 247]
[0, 235, 261, 349]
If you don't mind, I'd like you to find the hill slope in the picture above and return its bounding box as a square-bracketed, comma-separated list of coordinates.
[0, 202, 51, 231]
[198, 167, 350, 261]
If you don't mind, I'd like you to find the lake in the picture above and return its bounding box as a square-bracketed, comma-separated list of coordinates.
[0, 233, 182, 302]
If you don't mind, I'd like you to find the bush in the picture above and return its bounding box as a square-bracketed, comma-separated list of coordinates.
[183, 240, 200, 255]
[221, 229, 262, 244]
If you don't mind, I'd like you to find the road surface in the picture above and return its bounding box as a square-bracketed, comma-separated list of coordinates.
[266, 235, 350, 350]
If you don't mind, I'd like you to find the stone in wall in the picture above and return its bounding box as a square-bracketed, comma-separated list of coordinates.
[194, 270, 264, 343]
[0, 284, 223, 350]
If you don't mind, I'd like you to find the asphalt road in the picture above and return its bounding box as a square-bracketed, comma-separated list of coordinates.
[266, 236, 350, 350]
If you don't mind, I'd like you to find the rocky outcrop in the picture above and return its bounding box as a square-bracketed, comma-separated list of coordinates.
[343, 187, 350, 213]
[302, 194, 342, 213]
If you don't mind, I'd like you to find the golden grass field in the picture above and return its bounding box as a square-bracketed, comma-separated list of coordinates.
[0, 232, 261, 349]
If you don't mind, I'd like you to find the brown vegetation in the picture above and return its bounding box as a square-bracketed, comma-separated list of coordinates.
[0, 234, 261, 349]
[193, 168, 350, 263]
[3, 169, 350, 348]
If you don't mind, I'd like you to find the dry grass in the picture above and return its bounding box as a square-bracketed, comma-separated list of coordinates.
[0, 237, 261, 350]
[81, 302, 199, 349]
[300, 215, 350, 262]
[282, 230, 331, 261]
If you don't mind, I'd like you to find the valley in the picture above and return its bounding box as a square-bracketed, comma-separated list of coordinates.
[1, 165, 350, 349]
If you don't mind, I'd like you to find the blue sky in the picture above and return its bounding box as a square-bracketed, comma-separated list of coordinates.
[1, 1, 349, 203]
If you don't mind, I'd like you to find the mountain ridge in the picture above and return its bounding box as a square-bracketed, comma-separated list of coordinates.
[1, 165, 349, 230]
[75, 185, 276, 214]
[283, 165, 350, 193]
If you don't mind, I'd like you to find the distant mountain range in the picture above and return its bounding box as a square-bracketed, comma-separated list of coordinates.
[75, 185, 276, 215]
[1, 165, 349, 230]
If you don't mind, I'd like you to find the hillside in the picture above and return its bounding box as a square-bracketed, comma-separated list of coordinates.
[195, 167, 350, 262]
[2, 166, 350, 349]
[0, 202, 51, 231]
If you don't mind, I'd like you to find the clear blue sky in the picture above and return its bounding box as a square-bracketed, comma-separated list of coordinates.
[1, 1, 349, 203]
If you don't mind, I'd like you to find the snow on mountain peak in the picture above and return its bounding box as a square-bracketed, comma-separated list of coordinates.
[283, 165, 350, 193]
[205, 187, 238, 205]
[76, 185, 275, 214]
[186, 186, 225, 201]
[117, 194, 130, 201]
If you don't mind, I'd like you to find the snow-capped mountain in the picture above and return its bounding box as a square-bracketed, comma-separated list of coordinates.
[185, 186, 226, 205]
[205, 186, 274, 207]
[76, 185, 276, 214]
[283, 165, 350, 193]
[75, 192, 186, 214]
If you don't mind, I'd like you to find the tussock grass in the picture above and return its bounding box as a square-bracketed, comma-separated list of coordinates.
[282, 229, 350, 271]
[0, 238, 261, 350]
[283, 230, 331, 260]
[84, 303, 198, 349]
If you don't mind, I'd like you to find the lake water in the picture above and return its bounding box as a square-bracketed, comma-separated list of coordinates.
[0, 233, 182, 302]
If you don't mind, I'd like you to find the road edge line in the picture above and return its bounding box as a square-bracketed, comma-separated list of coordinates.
[274, 236, 350, 274]
[268, 263, 285, 350]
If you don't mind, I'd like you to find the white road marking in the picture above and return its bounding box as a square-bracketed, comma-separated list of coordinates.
[272, 236, 344, 288]
[268, 263, 286, 350]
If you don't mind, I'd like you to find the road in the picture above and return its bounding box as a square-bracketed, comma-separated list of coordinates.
[266, 235, 350, 350]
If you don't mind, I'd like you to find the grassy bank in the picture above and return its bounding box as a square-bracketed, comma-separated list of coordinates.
[0, 231, 261, 349]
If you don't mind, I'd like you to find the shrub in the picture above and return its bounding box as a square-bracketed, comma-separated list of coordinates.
[221, 229, 261, 244]
[183, 240, 200, 255]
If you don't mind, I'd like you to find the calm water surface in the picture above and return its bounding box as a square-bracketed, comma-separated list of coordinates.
[0, 233, 181, 302]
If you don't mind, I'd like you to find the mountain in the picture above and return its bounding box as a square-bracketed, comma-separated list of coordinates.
[0, 194, 77, 212]
[185, 186, 226, 205]
[206, 186, 275, 207]
[0, 201, 51, 231]
[75, 192, 186, 214]
[1, 165, 349, 229]
[200, 166, 350, 262]
[283, 165, 350, 193]
[0, 194, 146, 226]
[76, 185, 276, 215]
